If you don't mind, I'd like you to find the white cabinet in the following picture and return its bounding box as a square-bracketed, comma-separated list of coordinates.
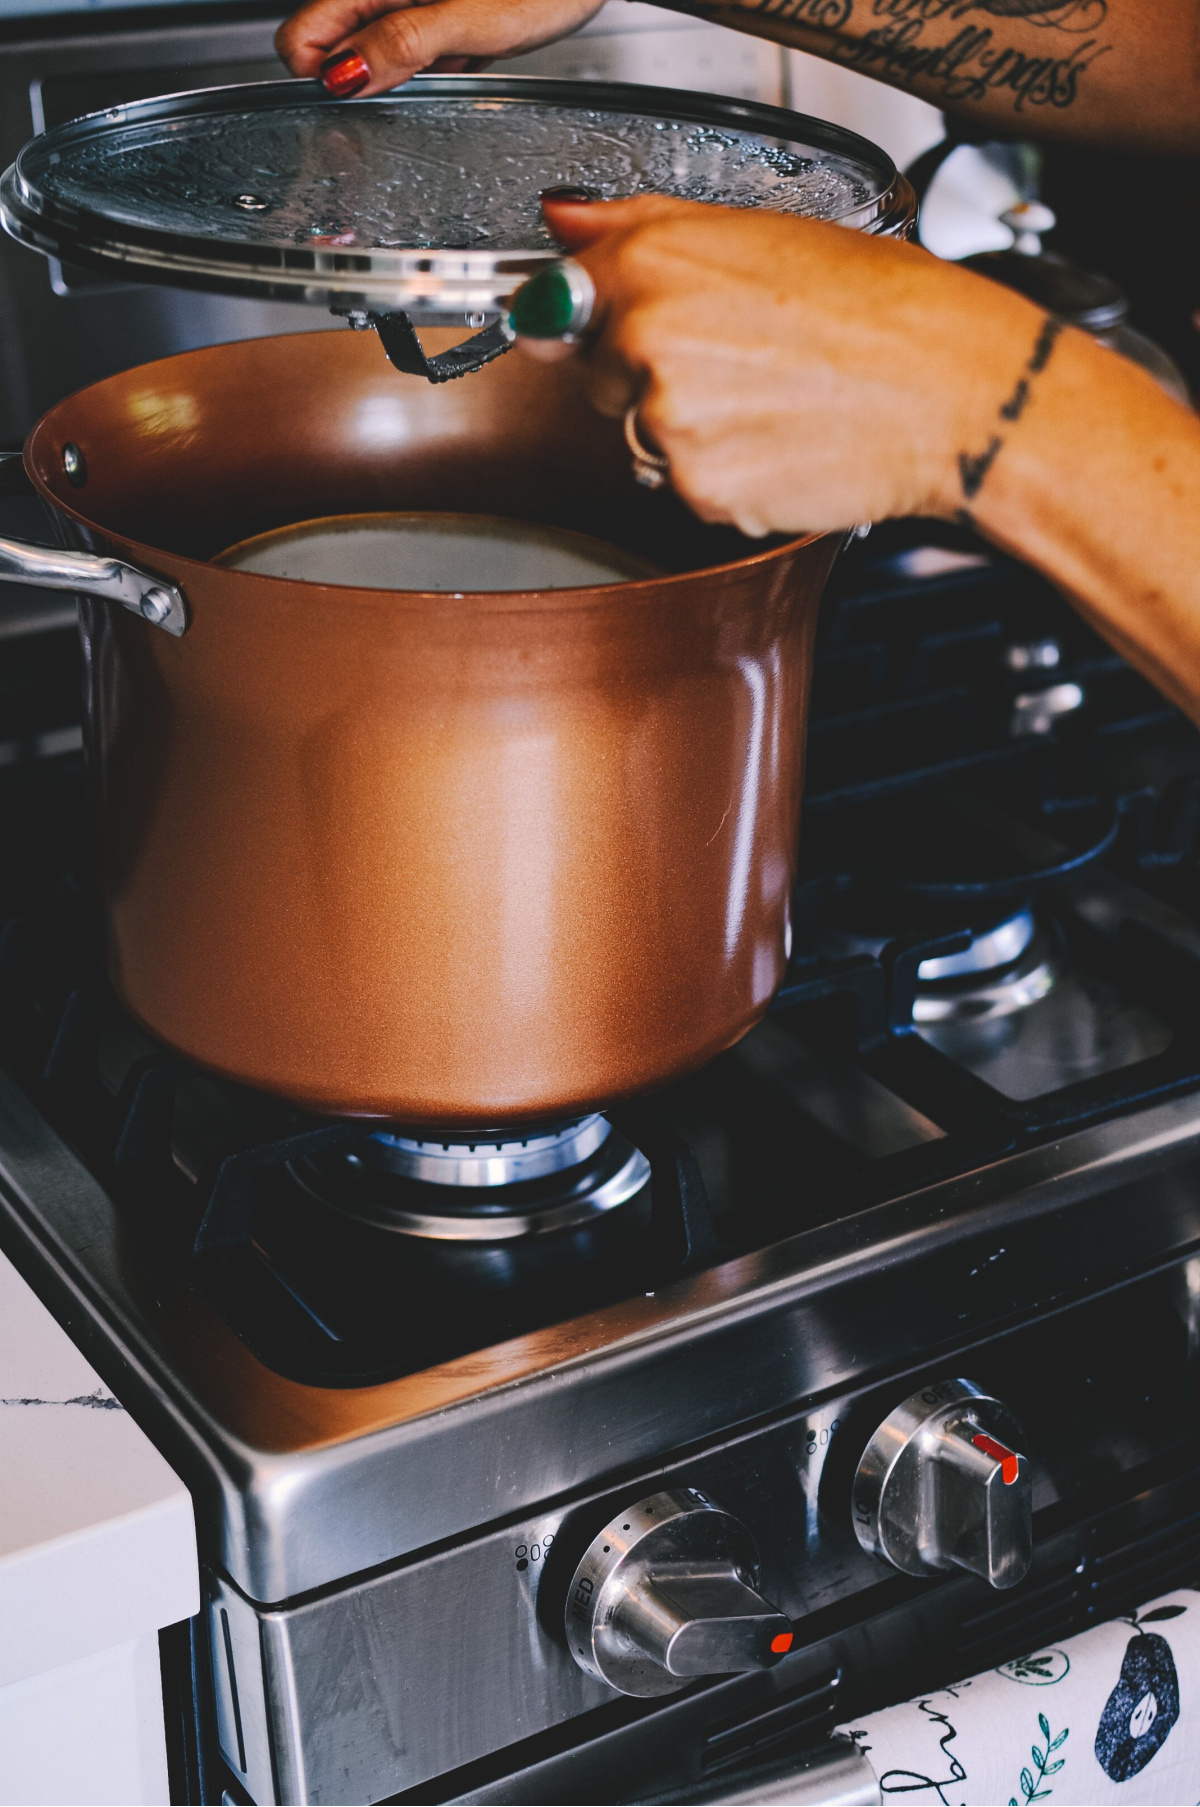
[0, 1251, 197, 1806]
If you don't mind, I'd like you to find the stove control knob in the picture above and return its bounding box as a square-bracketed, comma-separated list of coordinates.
[565, 1488, 793, 1697]
[852, 1379, 1032, 1590]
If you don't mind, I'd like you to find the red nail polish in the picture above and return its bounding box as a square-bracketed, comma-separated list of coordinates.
[321, 49, 369, 97]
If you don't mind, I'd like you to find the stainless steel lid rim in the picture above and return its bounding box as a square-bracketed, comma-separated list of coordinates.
[1, 158, 560, 277]
[0, 214, 400, 315]
[0, 166, 555, 313]
[0, 74, 904, 313]
[59, 69, 895, 154]
[6, 72, 900, 200]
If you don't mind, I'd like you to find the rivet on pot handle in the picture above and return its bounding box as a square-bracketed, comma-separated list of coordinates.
[0, 534, 189, 636]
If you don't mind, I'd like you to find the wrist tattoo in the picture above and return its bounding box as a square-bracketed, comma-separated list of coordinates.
[958, 314, 1066, 504]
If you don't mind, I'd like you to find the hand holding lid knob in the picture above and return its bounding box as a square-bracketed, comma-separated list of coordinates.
[852, 1379, 1033, 1590]
[565, 1489, 793, 1697]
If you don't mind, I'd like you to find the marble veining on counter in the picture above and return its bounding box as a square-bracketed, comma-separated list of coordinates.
[0, 1388, 122, 1407]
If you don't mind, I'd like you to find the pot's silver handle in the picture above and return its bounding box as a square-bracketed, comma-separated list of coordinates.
[0, 534, 189, 636]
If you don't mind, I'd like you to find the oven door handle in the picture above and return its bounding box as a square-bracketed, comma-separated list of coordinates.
[0, 454, 188, 636]
[669, 1735, 881, 1804]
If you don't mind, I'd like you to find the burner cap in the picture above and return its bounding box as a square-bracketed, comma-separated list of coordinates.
[363, 1114, 610, 1188]
[912, 907, 1059, 1024]
[915, 908, 1035, 981]
[291, 1117, 649, 1241]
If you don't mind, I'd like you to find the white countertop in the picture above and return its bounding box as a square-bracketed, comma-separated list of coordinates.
[0, 1245, 198, 1688]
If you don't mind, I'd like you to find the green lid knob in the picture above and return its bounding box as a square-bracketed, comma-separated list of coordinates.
[508, 259, 594, 340]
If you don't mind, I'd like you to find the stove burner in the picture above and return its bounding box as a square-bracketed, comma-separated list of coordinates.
[290, 1116, 649, 1242]
[912, 906, 1059, 1024]
[363, 1114, 611, 1188]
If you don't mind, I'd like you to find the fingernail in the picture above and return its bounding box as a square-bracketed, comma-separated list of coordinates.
[540, 185, 600, 203]
[507, 260, 594, 340]
[321, 49, 370, 97]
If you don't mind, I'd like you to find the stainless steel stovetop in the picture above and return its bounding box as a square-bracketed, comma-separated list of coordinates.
[3, 522, 1200, 1804]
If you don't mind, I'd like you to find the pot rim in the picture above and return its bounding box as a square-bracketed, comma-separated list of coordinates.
[198, 514, 822, 603]
[24, 344, 827, 610]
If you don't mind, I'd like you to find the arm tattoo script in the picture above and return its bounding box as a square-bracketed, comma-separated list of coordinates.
[957, 314, 1065, 514]
[831, 7, 1110, 108]
[754, 0, 1106, 26]
[687, 0, 1111, 113]
[868, 0, 1107, 26]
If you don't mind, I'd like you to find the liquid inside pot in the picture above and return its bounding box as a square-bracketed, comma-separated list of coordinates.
[214, 511, 664, 592]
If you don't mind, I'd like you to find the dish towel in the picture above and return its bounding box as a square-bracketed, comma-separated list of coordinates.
[835, 1588, 1200, 1806]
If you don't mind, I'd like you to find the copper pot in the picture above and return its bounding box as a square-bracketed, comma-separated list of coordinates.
[4, 330, 838, 1125]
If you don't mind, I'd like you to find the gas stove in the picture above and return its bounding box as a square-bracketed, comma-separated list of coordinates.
[4, 520, 1200, 1805]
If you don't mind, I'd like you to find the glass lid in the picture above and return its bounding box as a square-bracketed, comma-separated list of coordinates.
[0, 75, 899, 318]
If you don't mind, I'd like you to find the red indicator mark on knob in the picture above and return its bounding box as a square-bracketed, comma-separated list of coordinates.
[973, 1432, 1020, 1485]
[770, 1632, 794, 1655]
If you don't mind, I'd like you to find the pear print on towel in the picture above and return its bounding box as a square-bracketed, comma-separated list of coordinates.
[1094, 1605, 1185, 1782]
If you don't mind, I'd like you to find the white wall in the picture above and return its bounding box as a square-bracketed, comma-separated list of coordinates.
[503, 1, 786, 104]
[784, 51, 944, 174]
[507, 3, 946, 179]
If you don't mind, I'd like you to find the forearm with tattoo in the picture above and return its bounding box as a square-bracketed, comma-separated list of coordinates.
[645, 0, 1197, 150]
[827, 2, 1108, 114]
[721, 0, 1108, 112]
